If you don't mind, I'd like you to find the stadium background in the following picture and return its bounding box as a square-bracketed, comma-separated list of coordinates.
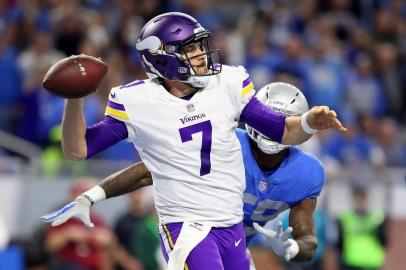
[0, 0, 405, 269]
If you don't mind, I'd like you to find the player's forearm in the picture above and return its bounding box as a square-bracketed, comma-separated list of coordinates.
[289, 199, 318, 262]
[282, 116, 312, 145]
[79, 162, 151, 206]
[292, 235, 318, 262]
[62, 100, 129, 160]
[61, 98, 87, 160]
[99, 162, 152, 199]
[240, 97, 286, 143]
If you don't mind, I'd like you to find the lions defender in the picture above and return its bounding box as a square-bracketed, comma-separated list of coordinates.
[240, 83, 325, 265]
[43, 12, 345, 270]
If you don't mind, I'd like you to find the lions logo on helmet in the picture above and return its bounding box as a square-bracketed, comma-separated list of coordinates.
[246, 82, 309, 154]
[135, 12, 221, 88]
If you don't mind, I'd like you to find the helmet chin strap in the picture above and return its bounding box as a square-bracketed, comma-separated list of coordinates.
[179, 65, 210, 88]
[184, 75, 211, 88]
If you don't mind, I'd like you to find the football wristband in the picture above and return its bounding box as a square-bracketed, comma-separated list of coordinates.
[81, 185, 106, 206]
[287, 239, 299, 260]
[300, 112, 317, 134]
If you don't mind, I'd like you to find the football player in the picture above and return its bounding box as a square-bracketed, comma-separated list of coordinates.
[240, 82, 324, 265]
[46, 12, 345, 270]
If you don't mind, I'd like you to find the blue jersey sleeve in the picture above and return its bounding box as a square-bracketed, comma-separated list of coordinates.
[298, 152, 325, 200]
[271, 148, 326, 205]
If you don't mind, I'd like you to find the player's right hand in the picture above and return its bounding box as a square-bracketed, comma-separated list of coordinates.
[253, 221, 299, 261]
[40, 195, 94, 227]
[306, 106, 347, 132]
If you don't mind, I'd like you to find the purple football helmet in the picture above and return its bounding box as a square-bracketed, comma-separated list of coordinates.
[136, 12, 221, 88]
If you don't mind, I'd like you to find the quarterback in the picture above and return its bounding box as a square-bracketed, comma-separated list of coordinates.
[44, 12, 345, 270]
[239, 83, 324, 265]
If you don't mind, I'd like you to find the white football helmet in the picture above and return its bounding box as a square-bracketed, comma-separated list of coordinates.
[246, 82, 309, 154]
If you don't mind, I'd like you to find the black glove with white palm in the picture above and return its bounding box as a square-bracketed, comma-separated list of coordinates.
[253, 221, 299, 261]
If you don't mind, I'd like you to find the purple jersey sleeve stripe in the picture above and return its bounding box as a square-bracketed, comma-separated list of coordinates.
[240, 97, 286, 143]
[85, 116, 128, 159]
[107, 100, 126, 111]
[242, 77, 252, 88]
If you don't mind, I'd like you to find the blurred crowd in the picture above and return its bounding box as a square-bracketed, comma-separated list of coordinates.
[1, 0, 406, 171]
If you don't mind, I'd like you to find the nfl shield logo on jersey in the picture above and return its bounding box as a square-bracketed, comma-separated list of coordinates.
[258, 180, 268, 192]
[187, 103, 195, 112]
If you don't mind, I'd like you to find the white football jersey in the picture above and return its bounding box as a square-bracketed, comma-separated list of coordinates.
[105, 65, 255, 227]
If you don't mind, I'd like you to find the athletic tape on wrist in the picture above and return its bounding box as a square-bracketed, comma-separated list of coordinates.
[81, 185, 106, 206]
[300, 112, 317, 134]
[81, 194, 95, 206]
[287, 239, 300, 260]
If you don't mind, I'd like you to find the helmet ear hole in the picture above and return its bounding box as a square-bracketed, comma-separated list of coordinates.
[165, 45, 176, 53]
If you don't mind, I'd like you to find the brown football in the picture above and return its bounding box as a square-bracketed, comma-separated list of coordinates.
[42, 54, 108, 98]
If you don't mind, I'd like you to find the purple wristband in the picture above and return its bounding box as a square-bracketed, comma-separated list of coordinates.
[85, 116, 128, 158]
[240, 97, 286, 143]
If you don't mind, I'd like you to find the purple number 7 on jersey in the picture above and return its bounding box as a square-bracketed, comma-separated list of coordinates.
[179, 120, 212, 176]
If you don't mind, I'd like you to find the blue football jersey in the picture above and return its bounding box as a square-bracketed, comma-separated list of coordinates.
[236, 128, 325, 245]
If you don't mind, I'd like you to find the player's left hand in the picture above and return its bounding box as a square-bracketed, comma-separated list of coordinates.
[306, 106, 348, 132]
[253, 221, 299, 261]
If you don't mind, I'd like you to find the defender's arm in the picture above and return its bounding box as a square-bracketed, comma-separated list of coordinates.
[99, 162, 152, 199]
[41, 162, 152, 227]
[289, 198, 318, 262]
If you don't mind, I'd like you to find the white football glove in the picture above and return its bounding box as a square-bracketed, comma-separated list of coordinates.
[40, 195, 94, 227]
[253, 221, 299, 261]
